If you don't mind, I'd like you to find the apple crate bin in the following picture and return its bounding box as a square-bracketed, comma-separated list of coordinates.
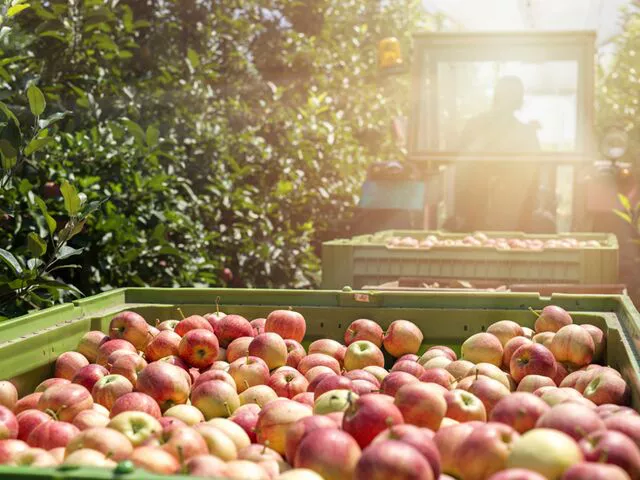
[321, 230, 619, 290]
[0, 287, 639, 479]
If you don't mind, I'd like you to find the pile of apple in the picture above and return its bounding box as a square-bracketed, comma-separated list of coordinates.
[0, 305, 638, 480]
[388, 232, 603, 250]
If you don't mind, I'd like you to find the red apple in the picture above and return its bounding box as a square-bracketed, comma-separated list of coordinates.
[503, 337, 534, 369]
[581, 324, 605, 363]
[284, 339, 306, 368]
[228, 356, 270, 393]
[109, 310, 150, 350]
[427, 345, 457, 361]
[371, 424, 440, 477]
[294, 428, 361, 479]
[76, 331, 109, 363]
[342, 394, 404, 448]
[215, 314, 253, 348]
[344, 341, 385, 371]
[579, 430, 640, 478]
[91, 374, 133, 410]
[27, 420, 79, 449]
[226, 336, 253, 363]
[510, 343, 557, 383]
[230, 404, 260, 443]
[391, 360, 426, 378]
[265, 309, 306, 343]
[130, 445, 180, 474]
[488, 320, 525, 347]
[398, 353, 420, 362]
[37, 383, 93, 422]
[343, 369, 381, 388]
[66, 426, 133, 461]
[490, 392, 550, 434]
[534, 305, 573, 333]
[535, 403, 605, 440]
[193, 369, 236, 391]
[419, 368, 456, 389]
[71, 409, 109, 430]
[136, 362, 190, 411]
[0, 439, 29, 463]
[177, 328, 219, 369]
[383, 320, 423, 358]
[16, 409, 51, 441]
[0, 382, 17, 411]
[380, 371, 420, 397]
[434, 422, 483, 476]
[394, 382, 446, 430]
[54, 351, 89, 381]
[191, 380, 240, 419]
[248, 333, 288, 370]
[35, 378, 69, 393]
[9, 447, 57, 466]
[237, 385, 276, 407]
[313, 375, 353, 400]
[157, 320, 179, 332]
[293, 391, 315, 406]
[354, 439, 433, 480]
[284, 415, 338, 463]
[563, 462, 632, 480]
[224, 460, 270, 479]
[110, 352, 147, 387]
[0, 406, 18, 440]
[256, 399, 312, 454]
[175, 315, 213, 336]
[251, 318, 266, 336]
[13, 393, 42, 415]
[598, 404, 638, 420]
[549, 325, 595, 368]
[582, 371, 629, 406]
[297, 354, 340, 377]
[110, 392, 161, 419]
[532, 332, 555, 349]
[145, 330, 181, 362]
[462, 332, 504, 366]
[446, 360, 476, 379]
[605, 414, 640, 450]
[517, 374, 556, 393]
[487, 468, 547, 479]
[71, 364, 108, 392]
[186, 454, 227, 477]
[350, 379, 378, 394]
[467, 375, 511, 416]
[308, 339, 346, 365]
[444, 389, 487, 422]
[344, 319, 384, 347]
[458, 422, 520, 480]
[95, 339, 137, 366]
[147, 425, 209, 460]
[269, 370, 309, 399]
[238, 442, 287, 476]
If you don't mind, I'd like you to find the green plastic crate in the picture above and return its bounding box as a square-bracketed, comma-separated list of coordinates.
[322, 230, 619, 289]
[0, 287, 639, 479]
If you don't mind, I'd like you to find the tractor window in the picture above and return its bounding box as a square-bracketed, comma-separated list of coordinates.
[418, 59, 579, 154]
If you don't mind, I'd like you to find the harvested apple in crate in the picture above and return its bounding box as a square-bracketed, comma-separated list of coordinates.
[0, 303, 638, 480]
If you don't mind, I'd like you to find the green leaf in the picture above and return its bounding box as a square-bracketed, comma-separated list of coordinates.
[122, 119, 145, 145]
[35, 196, 57, 235]
[24, 137, 53, 155]
[27, 233, 47, 258]
[146, 125, 159, 147]
[187, 48, 200, 68]
[26, 85, 46, 117]
[36, 279, 82, 297]
[613, 209, 632, 224]
[60, 181, 81, 216]
[0, 101, 19, 127]
[7, 4, 30, 17]
[38, 111, 68, 129]
[56, 245, 84, 261]
[618, 193, 631, 212]
[0, 248, 22, 275]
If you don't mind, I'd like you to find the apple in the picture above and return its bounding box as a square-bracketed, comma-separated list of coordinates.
[313, 375, 353, 400]
[266, 309, 306, 343]
[226, 336, 253, 363]
[293, 392, 315, 406]
[13, 393, 42, 415]
[54, 351, 89, 381]
[598, 404, 638, 419]
[110, 392, 161, 419]
[294, 428, 361, 479]
[225, 460, 271, 480]
[37, 383, 93, 422]
[462, 332, 504, 366]
[65, 426, 133, 461]
[230, 404, 260, 443]
[490, 392, 549, 434]
[228, 355, 270, 393]
[379, 371, 419, 397]
[503, 337, 533, 368]
[238, 443, 288, 476]
[16, 409, 51, 441]
[342, 394, 403, 448]
[487, 468, 547, 479]
[487, 320, 525, 347]
[207, 417, 251, 451]
[157, 319, 180, 332]
[394, 382, 446, 430]
[549, 325, 595, 368]
[191, 379, 240, 419]
[382, 320, 423, 358]
[458, 422, 520, 480]
[343, 369, 381, 388]
[604, 415, 640, 451]
[95, 339, 137, 366]
[427, 345, 457, 361]
[363, 365, 389, 383]
[71, 409, 109, 430]
[579, 430, 640, 476]
[164, 404, 205, 425]
[308, 339, 346, 366]
[76, 331, 109, 363]
[419, 368, 456, 389]
[0, 406, 17, 441]
[193, 369, 236, 391]
[136, 362, 191, 411]
[433, 423, 479, 477]
[72, 364, 108, 392]
[284, 415, 338, 463]
[467, 375, 511, 416]
[107, 410, 162, 446]
[130, 445, 179, 474]
[177, 328, 219, 368]
[510, 343, 557, 383]
[9, 447, 57, 466]
[0, 439, 28, 463]
[444, 389, 486, 422]
[62, 448, 116, 468]
[398, 353, 420, 362]
[422, 356, 452, 370]
[269, 370, 309, 399]
[256, 399, 312, 454]
[581, 324, 605, 363]
[92, 403, 110, 415]
[418, 349, 450, 366]
[91, 374, 133, 410]
[110, 352, 147, 387]
[344, 319, 384, 347]
[564, 462, 632, 480]
[238, 384, 278, 406]
[215, 314, 253, 348]
[354, 439, 433, 480]
[251, 318, 266, 336]
[534, 305, 573, 333]
[391, 360, 426, 378]
[371, 424, 440, 477]
[248, 333, 288, 370]
[313, 389, 358, 415]
[193, 423, 238, 460]
[175, 315, 214, 336]
[145, 330, 181, 362]
[0, 382, 17, 411]
[185, 453, 227, 476]
[35, 377, 69, 393]
[109, 310, 150, 350]
[532, 332, 555, 349]
[277, 469, 324, 480]
[539, 387, 590, 407]
[583, 372, 629, 405]
[148, 425, 209, 460]
[204, 309, 227, 330]
[27, 420, 79, 449]
[298, 353, 341, 376]
[344, 341, 384, 371]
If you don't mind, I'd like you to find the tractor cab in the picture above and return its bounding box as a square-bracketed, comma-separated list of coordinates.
[357, 30, 631, 235]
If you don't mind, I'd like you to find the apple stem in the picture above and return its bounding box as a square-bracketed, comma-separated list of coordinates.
[44, 408, 58, 421]
[215, 296, 221, 315]
[262, 442, 268, 454]
[155, 318, 160, 327]
[475, 368, 479, 381]
[575, 426, 588, 439]
[598, 448, 609, 464]
[244, 380, 250, 391]
[224, 401, 232, 417]
[177, 307, 185, 320]
[528, 307, 541, 318]
[105, 450, 114, 460]
[177, 445, 185, 469]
